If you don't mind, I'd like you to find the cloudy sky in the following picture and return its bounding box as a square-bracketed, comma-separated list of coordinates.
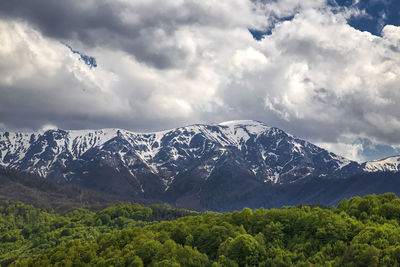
[0, 0, 400, 161]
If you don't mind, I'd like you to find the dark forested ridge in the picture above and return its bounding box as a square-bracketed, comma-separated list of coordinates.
[3, 166, 400, 213]
[205, 172, 400, 211]
[2, 193, 400, 266]
[0, 167, 151, 211]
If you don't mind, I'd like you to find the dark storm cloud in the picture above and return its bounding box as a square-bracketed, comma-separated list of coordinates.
[0, 0, 173, 68]
[0, 1, 128, 46]
[0, 0, 253, 69]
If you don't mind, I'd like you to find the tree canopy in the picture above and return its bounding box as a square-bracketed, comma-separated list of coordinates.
[2, 193, 400, 266]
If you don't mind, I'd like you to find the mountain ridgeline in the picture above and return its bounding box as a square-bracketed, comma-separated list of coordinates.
[1, 120, 399, 211]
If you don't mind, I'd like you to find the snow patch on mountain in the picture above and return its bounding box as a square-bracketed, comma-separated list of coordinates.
[364, 156, 400, 172]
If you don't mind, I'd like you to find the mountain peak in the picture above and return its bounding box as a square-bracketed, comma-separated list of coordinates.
[217, 120, 271, 136]
[218, 120, 266, 127]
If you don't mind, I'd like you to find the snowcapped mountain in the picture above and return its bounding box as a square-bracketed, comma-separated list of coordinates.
[0, 120, 397, 209]
[363, 156, 400, 172]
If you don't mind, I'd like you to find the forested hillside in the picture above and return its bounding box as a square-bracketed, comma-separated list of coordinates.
[0, 202, 198, 266]
[2, 194, 400, 266]
[0, 168, 144, 211]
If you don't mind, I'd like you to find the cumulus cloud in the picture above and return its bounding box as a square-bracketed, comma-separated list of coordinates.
[0, 0, 268, 69]
[0, 0, 400, 160]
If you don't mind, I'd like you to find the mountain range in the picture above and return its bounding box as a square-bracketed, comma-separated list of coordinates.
[1, 120, 399, 211]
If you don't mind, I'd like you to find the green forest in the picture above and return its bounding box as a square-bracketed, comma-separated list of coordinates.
[2, 193, 400, 266]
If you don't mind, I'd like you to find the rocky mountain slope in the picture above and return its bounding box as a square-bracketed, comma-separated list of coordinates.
[0, 120, 398, 210]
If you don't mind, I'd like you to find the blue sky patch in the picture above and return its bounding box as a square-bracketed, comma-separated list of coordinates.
[64, 44, 97, 68]
[251, 0, 400, 39]
[354, 138, 400, 161]
[332, 0, 400, 35]
[249, 15, 295, 40]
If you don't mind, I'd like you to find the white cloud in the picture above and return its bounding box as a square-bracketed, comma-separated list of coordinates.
[315, 141, 364, 162]
[40, 124, 58, 132]
[1, 0, 400, 160]
[382, 25, 400, 43]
